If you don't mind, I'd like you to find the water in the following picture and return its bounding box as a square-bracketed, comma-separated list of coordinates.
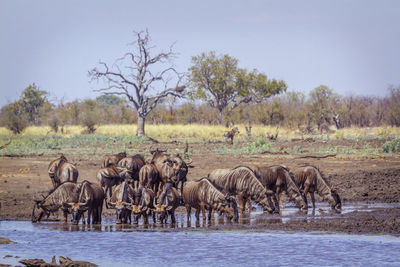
[1, 203, 400, 266]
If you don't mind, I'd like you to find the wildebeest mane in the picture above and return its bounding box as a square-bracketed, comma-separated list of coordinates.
[44, 181, 76, 198]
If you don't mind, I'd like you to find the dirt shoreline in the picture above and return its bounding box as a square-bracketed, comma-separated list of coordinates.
[1, 142, 399, 236]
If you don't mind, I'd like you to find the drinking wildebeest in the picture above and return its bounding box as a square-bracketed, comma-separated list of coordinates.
[31, 182, 77, 223]
[249, 165, 308, 212]
[97, 165, 125, 199]
[138, 163, 160, 194]
[183, 178, 239, 224]
[117, 154, 146, 187]
[48, 155, 78, 188]
[131, 186, 155, 225]
[293, 165, 341, 211]
[153, 182, 180, 225]
[107, 181, 134, 224]
[63, 180, 104, 224]
[207, 166, 276, 214]
[101, 152, 126, 168]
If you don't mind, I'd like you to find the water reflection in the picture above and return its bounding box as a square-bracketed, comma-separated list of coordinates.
[28, 202, 399, 233]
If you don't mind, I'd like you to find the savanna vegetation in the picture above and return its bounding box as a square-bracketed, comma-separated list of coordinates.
[1, 31, 400, 156]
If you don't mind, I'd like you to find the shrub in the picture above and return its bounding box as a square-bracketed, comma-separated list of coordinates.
[383, 138, 400, 153]
[2, 103, 28, 134]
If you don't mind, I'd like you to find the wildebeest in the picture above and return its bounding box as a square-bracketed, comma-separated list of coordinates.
[293, 166, 342, 211]
[48, 155, 78, 188]
[207, 166, 276, 214]
[138, 163, 160, 194]
[183, 178, 239, 224]
[117, 154, 146, 187]
[150, 149, 191, 203]
[97, 165, 125, 199]
[32, 182, 77, 223]
[153, 182, 180, 225]
[223, 126, 239, 144]
[64, 180, 104, 224]
[131, 186, 155, 225]
[101, 152, 126, 168]
[107, 181, 135, 224]
[250, 165, 308, 212]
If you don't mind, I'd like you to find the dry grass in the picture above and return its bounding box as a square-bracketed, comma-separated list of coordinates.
[0, 124, 399, 142]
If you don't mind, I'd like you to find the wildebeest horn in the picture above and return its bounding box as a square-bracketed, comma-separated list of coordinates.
[184, 157, 193, 165]
[62, 202, 74, 208]
[107, 200, 117, 209]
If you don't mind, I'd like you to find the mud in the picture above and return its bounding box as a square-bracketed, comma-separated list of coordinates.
[0, 140, 399, 235]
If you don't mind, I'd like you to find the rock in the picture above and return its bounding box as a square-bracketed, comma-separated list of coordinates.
[0, 237, 15, 244]
[19, 256, 97, 267]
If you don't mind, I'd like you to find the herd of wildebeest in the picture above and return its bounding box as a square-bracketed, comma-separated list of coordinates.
[31, 148, 342, 226]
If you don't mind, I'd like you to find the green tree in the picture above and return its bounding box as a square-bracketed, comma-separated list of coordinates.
[307, 85, 337, 130]
[188, 51, 287, 124]
[19, 83, 48, 125]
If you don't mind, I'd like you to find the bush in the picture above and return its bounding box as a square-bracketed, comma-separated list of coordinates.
[2, 103, 28, 134]
[383, 138, 400, 153]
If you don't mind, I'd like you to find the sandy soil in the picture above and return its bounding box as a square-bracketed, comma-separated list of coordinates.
[0, 140, 399, 235]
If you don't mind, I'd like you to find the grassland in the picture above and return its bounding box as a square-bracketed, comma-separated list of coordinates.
[0, 124, 399, 157]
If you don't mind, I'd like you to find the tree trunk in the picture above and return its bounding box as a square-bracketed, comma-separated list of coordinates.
[137, 115, 146, 136]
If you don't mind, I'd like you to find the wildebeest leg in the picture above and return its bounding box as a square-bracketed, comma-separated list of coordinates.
[310, 192, 316, 210]
[200, 204, 207, 224]
[185, 205, 191, 225]
[86, 210, 91, 224]
[82, 213, 86, 224]
[195, 208, 200, 223]
[237, 194, 246, 214]
[170, 211, 176, 224]
[208, 209, 213, 222]
[276, 187, 284, 210]
[63, 210, 69, 223]
[143, 213, 149, 225]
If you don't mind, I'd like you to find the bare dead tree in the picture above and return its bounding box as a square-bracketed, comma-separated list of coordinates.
[89, 30, 186, 136]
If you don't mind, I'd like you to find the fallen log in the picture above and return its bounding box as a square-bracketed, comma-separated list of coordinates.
[297, 154, 336, 159]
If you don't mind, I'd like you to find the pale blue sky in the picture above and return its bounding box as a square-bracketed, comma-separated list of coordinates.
[1, 0, 399, 107]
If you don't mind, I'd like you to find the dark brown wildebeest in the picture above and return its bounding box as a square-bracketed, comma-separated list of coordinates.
[96, 165, 126, 199]
[153, 182, 180, 225]
[32, 182, 77, 223]
[183, 178, 239, 224]
[64, 180, 104, 224]
[169, 154, 192, 200]
[101, 152, 127, 168]
[117, 154, 146, 188]
[150, 148, 191, 203]
[250, 165, 308, 212]
[48, 155, 78, 188]
[138, 163, 160, 194]
[107, 181, 134, 224]
[293, 165, 341, 211]
[131, 186, 155, 225]
[207, 166, 276, 214]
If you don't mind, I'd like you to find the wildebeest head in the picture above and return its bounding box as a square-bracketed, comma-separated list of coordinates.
[257, 190, 276, 214]
[329, 189, 342, 211]
[63, 202, 88, 225]
[131, 188, 143, 224]
[107, 200, 132, 224]
[31, 199, 49, 223]
[154, 202, 167, 224]
[223, 196, 239, 222]
[290, 192, 308, 213]
[170, 154, 192, 182]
